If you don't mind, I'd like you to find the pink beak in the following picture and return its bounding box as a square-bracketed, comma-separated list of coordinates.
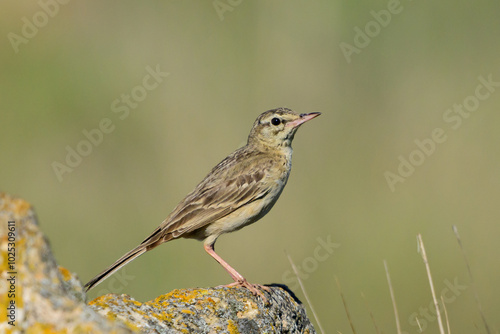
[287, 112, 321, 128]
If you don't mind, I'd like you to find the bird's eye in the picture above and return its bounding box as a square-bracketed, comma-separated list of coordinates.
[271, 118, 281, 126]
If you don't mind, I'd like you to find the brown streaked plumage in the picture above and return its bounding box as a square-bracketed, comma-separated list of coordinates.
[84, 108, 321, 300]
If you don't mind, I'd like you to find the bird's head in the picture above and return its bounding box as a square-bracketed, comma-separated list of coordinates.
[247, 108, 321, 149]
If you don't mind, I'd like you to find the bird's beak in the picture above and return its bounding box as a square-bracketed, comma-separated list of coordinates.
[287, 112, 322, 128]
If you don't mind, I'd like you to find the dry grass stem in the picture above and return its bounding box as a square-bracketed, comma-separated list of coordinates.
[452, 225, 491, 334]
[383, 260, 401, 334]
[285, 250, 326, 334]
[360, 291, 381, 334]
[440, 294, 451, 334]
[417, 234, 445, 334]
[415, 316, 423, 332]
[334, 275, 357, 334]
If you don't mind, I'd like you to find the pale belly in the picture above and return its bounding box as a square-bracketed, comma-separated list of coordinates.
[186, 178, 287, 245]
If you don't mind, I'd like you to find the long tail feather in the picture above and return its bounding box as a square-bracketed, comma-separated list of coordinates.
[84, 244, 148, 292]
[84, 224, 176, 292]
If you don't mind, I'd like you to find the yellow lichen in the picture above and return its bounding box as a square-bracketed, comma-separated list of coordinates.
[88, 294, 117, 308]
[58, 267, 72, 281]
[227, 319, 240, 334]
[25, 323, 65, 334]
[11, 198, 31, 217]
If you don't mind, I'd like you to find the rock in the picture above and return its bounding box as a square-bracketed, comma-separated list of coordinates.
[89, 285, 316, 333]
[0, 193, 133, 333]
[0, 193, 317, 333]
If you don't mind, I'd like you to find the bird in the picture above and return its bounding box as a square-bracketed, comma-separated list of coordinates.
[84, 107, 321, 300]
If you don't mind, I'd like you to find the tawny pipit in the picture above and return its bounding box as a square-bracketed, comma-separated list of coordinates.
[85, 108, 320, 298]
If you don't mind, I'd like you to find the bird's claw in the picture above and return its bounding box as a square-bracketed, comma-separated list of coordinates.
[218, 279, 271, 303]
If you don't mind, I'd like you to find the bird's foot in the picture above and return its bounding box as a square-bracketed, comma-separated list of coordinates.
[218, 279, 271, 303]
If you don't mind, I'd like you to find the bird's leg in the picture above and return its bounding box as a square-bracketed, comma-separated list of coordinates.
[203, 243, 270, 301]
[203, 242, 244, 282]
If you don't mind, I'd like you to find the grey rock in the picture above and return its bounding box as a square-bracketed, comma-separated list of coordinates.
[89, 285, 316, 333]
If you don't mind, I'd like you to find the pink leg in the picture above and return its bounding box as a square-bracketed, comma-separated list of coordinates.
[203, 243, 245, 282]
[203, 243, 270, 301]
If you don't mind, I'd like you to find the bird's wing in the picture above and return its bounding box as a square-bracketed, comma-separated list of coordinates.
[140, 150, 278, 246]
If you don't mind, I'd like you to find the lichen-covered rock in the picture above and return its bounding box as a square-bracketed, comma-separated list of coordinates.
[0, 193, 132, 333]
[89, 285, 316, 333]
[0, 193, 316, 333]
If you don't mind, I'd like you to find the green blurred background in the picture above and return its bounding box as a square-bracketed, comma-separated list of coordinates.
[1, 1, 499, 333]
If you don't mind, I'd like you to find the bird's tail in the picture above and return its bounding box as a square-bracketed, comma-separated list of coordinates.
[84, 243, 149, 292]
[84, 223, 175, 292]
